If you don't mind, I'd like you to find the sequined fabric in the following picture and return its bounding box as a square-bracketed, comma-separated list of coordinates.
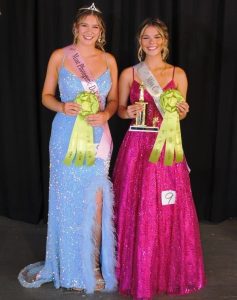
[18, 66, 117, 293]
[113, 79, 206, 299]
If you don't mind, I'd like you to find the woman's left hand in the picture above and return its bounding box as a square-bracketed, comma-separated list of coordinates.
[86, 111, 109, 126]
[176, 101, 189, 119]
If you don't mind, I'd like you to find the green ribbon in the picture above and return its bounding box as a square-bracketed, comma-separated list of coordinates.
[63, 91, 99, 166]
[149, 89, 184, 166]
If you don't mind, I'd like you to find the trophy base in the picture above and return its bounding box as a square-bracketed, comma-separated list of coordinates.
[129, 125, 159, 132]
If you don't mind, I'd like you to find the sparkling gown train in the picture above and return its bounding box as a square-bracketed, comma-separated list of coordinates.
[113, 69, 206, 300]
[18, 62, 117, 293]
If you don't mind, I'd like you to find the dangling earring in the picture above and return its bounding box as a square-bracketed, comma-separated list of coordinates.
[98, 33, 102, 43]
[138, 46, 144, 62]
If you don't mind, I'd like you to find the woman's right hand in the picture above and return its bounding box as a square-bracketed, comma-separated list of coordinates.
[126, 103, 144, 119]
[62, 102, 80, 116]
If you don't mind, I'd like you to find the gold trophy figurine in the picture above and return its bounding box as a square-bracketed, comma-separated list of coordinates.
[130, 82, 159, 132]
[135, 83, 147, 126]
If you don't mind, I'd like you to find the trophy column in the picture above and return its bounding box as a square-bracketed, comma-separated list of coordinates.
[135, 83, 147, 126]
[129, 82, 159, 132]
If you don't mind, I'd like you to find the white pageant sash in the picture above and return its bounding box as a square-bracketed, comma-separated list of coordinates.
[64, 45, 112, 161]
[135, 62, 164, 117]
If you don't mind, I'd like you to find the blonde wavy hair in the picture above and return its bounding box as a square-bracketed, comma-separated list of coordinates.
[137, 18, 169, 62]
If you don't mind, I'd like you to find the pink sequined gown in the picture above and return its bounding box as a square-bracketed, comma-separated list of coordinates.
[113, 76, 206, 300]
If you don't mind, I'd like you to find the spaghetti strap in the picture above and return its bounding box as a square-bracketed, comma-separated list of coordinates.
[104, 53, 109, 68]
[61, 46, 71, 68]
[57, 51, 66, 74]
[172, 66, 176, 80]
[132, 67, 135, 81]
[61, 53, 66, 68]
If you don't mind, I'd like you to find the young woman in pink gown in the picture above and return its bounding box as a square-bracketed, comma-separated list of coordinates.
[113, 18, 206, 300]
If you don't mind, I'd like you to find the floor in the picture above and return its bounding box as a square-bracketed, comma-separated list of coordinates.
[0, 216, 237, 300]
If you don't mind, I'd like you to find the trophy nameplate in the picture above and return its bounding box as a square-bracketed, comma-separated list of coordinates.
[129, 82, 159, 132]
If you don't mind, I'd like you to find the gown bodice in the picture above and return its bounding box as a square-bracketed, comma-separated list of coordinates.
[58, 66, 112, 110]
[50, 66, 112, 156]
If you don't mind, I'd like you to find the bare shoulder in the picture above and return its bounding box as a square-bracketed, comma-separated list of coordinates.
[48, 48, 65, 66]
[104, 52, 117, 67]
[120, 67, 133, 81]
[174, 66, 187, 79]
[173, 66, 188, 98]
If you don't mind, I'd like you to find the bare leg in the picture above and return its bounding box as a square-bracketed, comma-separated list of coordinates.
[94, 189, 105, 291]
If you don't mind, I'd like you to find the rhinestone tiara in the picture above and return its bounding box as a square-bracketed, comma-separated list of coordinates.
[79, 3, 101, 13]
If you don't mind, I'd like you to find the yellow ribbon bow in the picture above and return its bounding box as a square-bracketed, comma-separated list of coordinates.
[149, 89, 184, 166]
[64, 91, 99, 166]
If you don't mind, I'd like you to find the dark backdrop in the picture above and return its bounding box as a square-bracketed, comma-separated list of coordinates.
[0, 0, 237, 223]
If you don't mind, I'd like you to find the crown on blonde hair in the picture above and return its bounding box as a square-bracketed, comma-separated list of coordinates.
[79, 3, 101, 13]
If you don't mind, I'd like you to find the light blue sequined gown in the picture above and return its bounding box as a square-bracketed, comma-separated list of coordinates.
[18, 66, 117, 293]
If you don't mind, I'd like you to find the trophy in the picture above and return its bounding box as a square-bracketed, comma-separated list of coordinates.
[129, 82, 159, 132]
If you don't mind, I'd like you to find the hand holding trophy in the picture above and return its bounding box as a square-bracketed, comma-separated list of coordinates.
[130, 82, 159, 132]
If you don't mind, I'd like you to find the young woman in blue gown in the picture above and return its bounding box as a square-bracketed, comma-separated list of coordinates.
[18, 3, 118, 293]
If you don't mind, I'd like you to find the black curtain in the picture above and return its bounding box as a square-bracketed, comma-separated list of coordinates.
[0, 0, 236, 223]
